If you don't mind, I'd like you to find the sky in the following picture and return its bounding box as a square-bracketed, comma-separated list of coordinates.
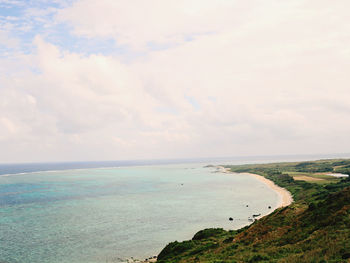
[0, 0, 350, 163]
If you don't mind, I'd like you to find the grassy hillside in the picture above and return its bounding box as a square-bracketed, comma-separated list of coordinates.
[156, 159, 350, 263]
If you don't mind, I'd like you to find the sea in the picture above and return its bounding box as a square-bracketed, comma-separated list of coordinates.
[0, 154, 348, 263]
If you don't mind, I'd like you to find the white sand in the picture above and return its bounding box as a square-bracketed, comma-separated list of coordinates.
[216, 166, 293, 207]
[138, 167, 294, 263]
[241, 172, 293, 207]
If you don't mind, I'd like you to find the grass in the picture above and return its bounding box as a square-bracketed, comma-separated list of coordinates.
[286, 172, 337, 185]
[156, 159, 350, 263]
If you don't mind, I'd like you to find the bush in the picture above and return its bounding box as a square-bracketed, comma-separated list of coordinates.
[157, 241, 195, 261]
[223, 237, 234, 243]
[188, 242, 219, 255]
[308, 202, 316, 210]
[248, 254, 270, 262]
[192, 228, 226, 240]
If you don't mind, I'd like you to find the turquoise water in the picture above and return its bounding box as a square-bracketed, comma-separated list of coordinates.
[0, 164, 279, 263]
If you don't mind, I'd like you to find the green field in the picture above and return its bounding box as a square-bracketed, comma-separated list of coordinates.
[156, 159, 350, 263]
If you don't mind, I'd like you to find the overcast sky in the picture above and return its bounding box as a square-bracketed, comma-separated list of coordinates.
[0, 0, 350, 163]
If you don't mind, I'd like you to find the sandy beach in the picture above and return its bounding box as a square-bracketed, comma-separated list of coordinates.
[241, 172, 293, 207]
[137, 166, 293, 263]
[217, 166, 293, 207]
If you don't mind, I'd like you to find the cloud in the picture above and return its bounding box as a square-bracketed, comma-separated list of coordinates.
[0, 27, 19, 49]
[1, 0, 350, 162]
[0, 36, 191, 161]
[56, 0, 252, 49]
[56, 0, 350, 52]
[25, 36, 163, 135]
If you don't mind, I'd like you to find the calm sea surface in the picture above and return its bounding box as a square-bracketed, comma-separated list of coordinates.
[0, 162, 282, 262]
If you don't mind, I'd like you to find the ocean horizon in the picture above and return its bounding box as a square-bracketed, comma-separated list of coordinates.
[2, 153, 349, 177]
[1, 154, 349, 263]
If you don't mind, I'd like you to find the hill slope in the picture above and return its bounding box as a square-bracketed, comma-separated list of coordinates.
[156, 159, 350, 263]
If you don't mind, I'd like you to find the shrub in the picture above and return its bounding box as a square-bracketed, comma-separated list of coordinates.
[192, 228, 226, 240]
[248, 254, 270, 262]
[157, 241, 195, 261]
[223, 237, 234, 243]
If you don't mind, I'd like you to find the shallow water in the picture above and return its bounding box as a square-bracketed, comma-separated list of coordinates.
[0, 164, 279, 263]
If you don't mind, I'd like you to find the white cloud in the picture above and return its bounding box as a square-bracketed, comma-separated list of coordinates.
[1, 0, 350, 162]
[56, 0, 251, 49]
[0, 28, 19, 49]
[56, 0, 350, 51]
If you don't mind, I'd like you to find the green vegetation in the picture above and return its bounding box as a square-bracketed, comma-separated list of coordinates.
[157, 159, 350, 263]
[226, 159, 350, 202]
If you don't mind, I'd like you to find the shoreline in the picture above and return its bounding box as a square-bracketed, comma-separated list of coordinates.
[136, 166, 293, 263]
[241, 172, 293, 207]
[217, 166, 293, 208]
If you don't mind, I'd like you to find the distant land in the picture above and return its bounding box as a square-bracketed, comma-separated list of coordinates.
[1, 153, 350, 176]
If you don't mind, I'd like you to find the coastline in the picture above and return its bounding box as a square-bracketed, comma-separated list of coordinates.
[133, 165, 294, 263]
[136, 160, 349, 262]
[241, 172, 293, 207]
[217, 166, 293, 208]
